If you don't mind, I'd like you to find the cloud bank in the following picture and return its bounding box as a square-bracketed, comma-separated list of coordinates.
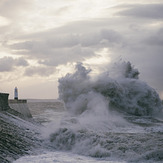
[0, 0, 163, 99]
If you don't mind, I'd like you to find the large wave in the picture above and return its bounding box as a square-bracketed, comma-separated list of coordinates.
[58, 61, 162, 116]
[48, 61, 163, 162]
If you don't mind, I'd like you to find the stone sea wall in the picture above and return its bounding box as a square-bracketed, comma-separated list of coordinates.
[0, 93, 41, 163]
[0, 93, 10, 111]
[9, 100, 32, 118]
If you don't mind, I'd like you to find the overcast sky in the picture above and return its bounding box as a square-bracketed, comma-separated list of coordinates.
[0, 0, 163, 99]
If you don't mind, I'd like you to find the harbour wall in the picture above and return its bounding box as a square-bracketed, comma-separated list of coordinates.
[0, 93, 10, 111]
[0, 92, 32, 118]
[9, 99, 32, 118]
[0, 93, 40, 162]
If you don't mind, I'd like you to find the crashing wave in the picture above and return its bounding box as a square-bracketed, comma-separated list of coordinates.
[48, 61, 163, 162]
[58, 61, 162, 116]
[49, 127, 163, 160]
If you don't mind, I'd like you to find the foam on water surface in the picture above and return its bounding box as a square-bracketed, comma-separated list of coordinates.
[14, 61, 163, 163]
[48, 61, 163, 162]
[14, 151, 126, 163]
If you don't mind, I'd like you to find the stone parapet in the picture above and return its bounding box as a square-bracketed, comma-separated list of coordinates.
[9, 99, 27, 104]
[8, 99, 32, 118]
[0, 93, 10, 111]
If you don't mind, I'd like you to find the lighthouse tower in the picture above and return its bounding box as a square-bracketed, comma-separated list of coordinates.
[14, 87, 18, 100]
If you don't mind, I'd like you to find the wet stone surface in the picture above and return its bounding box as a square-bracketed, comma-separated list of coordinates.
[0, 109, 42, 163]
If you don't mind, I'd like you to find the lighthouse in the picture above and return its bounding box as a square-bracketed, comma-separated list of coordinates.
[9, 87, 32, 118]
[14, 87, 18, 100]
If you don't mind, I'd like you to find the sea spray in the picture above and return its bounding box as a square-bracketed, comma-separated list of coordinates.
[58, 61, 162, 116]
[48, 61, 163, 161]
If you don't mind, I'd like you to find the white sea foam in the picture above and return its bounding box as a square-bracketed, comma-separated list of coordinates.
[15, 61, 162, 163]
[14, 151, 126, 163]
[47, 61, 163, 162]
[58, 61, 162, 116]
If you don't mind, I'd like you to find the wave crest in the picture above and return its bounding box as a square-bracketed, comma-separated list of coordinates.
[58, 61, 162, 116]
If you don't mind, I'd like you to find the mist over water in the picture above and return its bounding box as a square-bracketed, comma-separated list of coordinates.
[14, 61, 163, 163]
[58, 61, 162, 117]
[46, 61, 163, 162]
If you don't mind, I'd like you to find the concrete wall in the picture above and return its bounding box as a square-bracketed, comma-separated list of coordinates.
[0, 93, 10, 111]
[9, 100, 32, 118]
[9, 99, 27, 104]
[0, 99, 40, 163]
[0, 93, 32, 118]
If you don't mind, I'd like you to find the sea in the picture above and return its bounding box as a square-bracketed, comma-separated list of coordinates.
[14, 99, 125, 163]
[13, 61, 163, 163]
[13, 99, 163, 163]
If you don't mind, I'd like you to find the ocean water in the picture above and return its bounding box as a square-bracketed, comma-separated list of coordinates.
[14, 61, 163, 163]
[13, 99, 163, 163]
[14, 100, 126, 163]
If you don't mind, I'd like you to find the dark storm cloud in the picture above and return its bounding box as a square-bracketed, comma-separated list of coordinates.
[37, 45, 95, 66]
[111, 26, 163, 95]
[117, 4, 163, 19]
[0, 57, 14, 72]
[9, 28, 123, 66]
[0, 57, 28, 72]
[1, 1, 162, 97]
[10, 40, 95, 63]
[11, 28, 123, 49]
[15, 57, 29, 66]
[144, 28, 163, 46]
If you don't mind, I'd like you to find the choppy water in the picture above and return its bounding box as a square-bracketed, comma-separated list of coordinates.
[14, 61, 163, 163]
[13, 99, 163, 163]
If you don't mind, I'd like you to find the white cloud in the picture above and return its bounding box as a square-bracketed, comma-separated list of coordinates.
[0, 16, 10, 26]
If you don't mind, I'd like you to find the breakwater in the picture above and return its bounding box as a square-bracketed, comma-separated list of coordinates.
[0, 93, 41, 163]
[9, 99, 32, 118]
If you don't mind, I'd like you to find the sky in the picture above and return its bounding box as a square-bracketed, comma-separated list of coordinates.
[0, 0, 163, 99]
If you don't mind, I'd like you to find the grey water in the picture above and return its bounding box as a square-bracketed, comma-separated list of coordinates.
[14, 61, 163, 163]
[13, 99, 163, 163]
